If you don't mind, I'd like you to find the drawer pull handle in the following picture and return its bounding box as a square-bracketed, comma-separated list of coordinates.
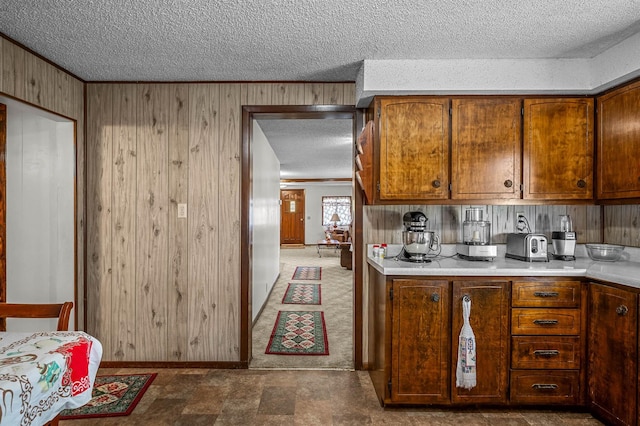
[533, 319, 559, 326]
[532, 384, 558, 391]
[533, 350, 560, 357]
[616, 305, 628, 316]
[533, 291, 559, 298]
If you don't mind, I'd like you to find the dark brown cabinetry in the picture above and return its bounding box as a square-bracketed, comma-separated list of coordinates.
[368, 271, 510, 406]
[451, 280, 510, 404]
[451, 98, 522, 200]
[597, 80, 640, 200]
[588, 282, 638, 426]
[361, 95, 596, 204]
[509, 280, 585, 405]
[373, 97, 450, 201]
[391, 279, 450, 404]
[523, 98, 594, 200]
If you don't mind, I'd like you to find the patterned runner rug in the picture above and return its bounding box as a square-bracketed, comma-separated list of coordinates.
[265, 311, 329, 355]
[282, 283, 321, 305]
[292, 266, 321, 280]
[59, 373, 156, 419]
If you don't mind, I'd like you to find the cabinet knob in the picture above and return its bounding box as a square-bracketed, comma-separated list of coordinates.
[504, 179, 513, 188]
[431, 293, 440, 302]
[577, 179, 586, 188]
[432, 180, 441, 188]
[616, 305, 629, 316]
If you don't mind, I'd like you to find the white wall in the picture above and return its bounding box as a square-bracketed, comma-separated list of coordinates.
[4, 97, 75, 331]
[283, 183, 353, 244]
[251, 122, 281, 322]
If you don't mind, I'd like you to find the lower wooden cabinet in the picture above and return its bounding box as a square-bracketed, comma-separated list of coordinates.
[391, 279, 450, 404]
[509, 280, 586, 406]
[451, 280, 510, 404]
[588, 282, 638, 426]
[367, 271, 640, 424]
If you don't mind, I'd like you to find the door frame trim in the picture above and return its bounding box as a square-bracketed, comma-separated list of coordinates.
[240, 105, 362, 369]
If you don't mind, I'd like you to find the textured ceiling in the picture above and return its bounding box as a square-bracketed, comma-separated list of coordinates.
[3, 1, 640, 181]
[256, 119, 353, 181]
[2, 1, 640, 82]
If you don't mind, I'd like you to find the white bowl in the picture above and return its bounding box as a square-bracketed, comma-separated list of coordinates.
[585, 243, 625, 262]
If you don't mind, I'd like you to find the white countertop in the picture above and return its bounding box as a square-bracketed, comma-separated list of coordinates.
[368, 244, 640, 289]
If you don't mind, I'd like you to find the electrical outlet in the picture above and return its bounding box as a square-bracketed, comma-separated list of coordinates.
[177, 203, 187, 218]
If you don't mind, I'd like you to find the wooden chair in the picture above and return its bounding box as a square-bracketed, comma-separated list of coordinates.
[0, 302, 74, 331]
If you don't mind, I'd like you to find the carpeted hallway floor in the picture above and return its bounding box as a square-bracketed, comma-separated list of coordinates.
[250, 245, 354, 370]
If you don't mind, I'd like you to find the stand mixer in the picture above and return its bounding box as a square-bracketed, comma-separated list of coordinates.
[399, 211, 440, 262]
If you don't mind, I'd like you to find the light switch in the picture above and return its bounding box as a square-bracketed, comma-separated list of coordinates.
[178, 203, 187, 218]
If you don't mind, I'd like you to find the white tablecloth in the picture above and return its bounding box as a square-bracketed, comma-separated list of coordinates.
[0, 331, 102, 426]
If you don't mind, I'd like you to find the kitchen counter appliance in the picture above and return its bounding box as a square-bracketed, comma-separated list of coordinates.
[456, 207, 497, 261]
[506, 233, 549, 262]
[399, 211, 440, 263]
[551, 215, 576, 261]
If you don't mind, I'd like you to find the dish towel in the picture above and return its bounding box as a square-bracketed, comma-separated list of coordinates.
[456, 295, 477, 389]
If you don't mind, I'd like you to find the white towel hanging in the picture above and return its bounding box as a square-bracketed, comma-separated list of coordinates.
[456, 295, 477, 389]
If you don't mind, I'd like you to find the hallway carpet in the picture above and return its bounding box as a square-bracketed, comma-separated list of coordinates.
[251, 246, 353, 369]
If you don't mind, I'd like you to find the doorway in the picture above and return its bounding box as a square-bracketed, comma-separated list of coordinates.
[240, 105, 362, 369]
[280, 189, 305, 246]
[0, 98, 76, 331]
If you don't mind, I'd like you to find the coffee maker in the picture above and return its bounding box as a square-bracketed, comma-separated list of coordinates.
[399, 211, 440, 262]
[552, 214, 576, 261]
[456, 207, 497, 261]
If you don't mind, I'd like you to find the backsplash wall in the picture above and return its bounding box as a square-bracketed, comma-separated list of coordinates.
[363, 204, 604, 247]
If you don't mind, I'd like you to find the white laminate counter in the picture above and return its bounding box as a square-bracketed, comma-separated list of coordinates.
[367, 244, 640, 289]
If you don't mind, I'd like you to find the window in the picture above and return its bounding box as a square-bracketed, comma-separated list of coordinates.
[322, 196, 351, 227]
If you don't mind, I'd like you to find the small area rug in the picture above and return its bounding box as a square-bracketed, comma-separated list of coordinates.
[265, 311, 329, 355]
[59, 373, 156, 420]
[282, 283, 321, 305]
[292, 266, 322, 280]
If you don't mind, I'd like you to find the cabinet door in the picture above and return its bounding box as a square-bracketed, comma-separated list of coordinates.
[376, 97, 449, 201]
[523, 98, 594, 200]
[451, 98, 521, 199]
[588, 282, 637, 426]
[597, 81, 640, 199]
[391, 279, 450, 404]
[451, 280, 510, 404]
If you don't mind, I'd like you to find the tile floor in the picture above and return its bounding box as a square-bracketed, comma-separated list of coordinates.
[59, 368, 604, 425]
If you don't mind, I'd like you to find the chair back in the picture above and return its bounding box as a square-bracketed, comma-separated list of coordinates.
[0, 302, 73, 331]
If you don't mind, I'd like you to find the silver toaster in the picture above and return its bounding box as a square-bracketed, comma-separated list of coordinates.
[505, 233, 549, 262]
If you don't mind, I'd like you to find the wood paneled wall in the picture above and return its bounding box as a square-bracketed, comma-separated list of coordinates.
[0, 36, 86, 327]
[85, 82, 354, 361]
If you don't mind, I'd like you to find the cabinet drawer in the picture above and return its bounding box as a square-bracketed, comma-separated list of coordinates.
[512, 281, 581, 308]
[511, 336, 581, 369]
[511, 308, 580, 335]
[510, 370, 580, 405]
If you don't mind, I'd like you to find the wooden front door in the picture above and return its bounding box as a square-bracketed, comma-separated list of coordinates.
[280, 189, 305, 245]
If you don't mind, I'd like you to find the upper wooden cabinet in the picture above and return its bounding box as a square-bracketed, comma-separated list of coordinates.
[451, 98, 521, 200]
[360, 95, 597, 204]
[374, 97, 450, 201]
[523, 98, 594, 200]
[597, 80, 640, 200]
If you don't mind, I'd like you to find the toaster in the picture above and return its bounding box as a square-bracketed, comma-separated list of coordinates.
[505, 233, 549, 262]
